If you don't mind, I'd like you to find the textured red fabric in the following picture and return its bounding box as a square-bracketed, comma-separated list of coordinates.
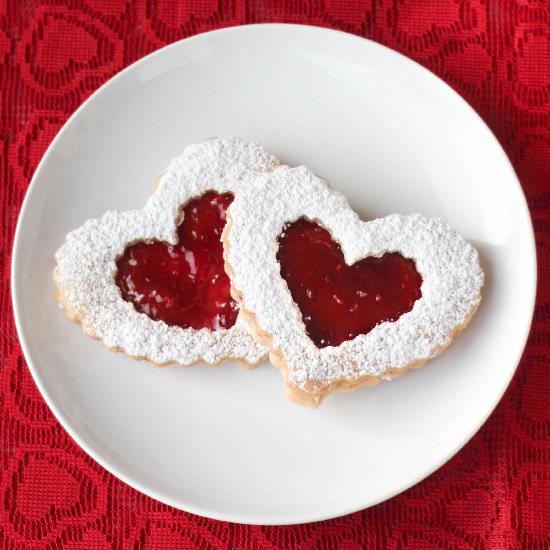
[1, 1, 549, 548]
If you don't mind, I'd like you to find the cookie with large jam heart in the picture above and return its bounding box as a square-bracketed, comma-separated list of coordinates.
[223, 165, 484, 407]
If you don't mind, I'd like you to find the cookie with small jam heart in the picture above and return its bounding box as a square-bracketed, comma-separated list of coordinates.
[54, 138, 278, 366]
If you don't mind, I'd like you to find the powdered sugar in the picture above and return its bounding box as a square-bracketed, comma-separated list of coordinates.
[224, 165, 484, 400]
[54, 138, 278, 365]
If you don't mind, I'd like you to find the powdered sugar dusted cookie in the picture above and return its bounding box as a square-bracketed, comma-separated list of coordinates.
[54, 138, 278, 366]
[223, 165, 484, 406]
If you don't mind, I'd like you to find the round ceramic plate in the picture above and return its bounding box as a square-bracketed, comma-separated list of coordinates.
[12, 24, 536, 525]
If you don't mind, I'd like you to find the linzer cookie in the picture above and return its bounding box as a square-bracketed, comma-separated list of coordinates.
[54, 138, 278, 366]
[223, 165, 484, 407]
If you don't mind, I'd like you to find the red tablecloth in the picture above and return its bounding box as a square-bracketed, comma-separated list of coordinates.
[1, 1, 549, 548]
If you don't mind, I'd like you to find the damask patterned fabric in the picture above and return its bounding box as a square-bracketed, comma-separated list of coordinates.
[1, 1, 549, 548]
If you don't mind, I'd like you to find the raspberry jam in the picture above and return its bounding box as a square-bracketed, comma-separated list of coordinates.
[116, 192, 237, 330]
[276, 219, 423, 348]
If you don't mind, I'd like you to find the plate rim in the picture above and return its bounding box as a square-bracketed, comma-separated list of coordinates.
[10, 23, 537, 525]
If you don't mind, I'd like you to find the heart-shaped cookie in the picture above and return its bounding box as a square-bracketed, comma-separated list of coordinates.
[223, 166, 484, 406]
[54, 138, 278, 366]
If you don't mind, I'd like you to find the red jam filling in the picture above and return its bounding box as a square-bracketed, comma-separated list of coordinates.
[276, 219, 423, 348]
[116, 192, 237, 330]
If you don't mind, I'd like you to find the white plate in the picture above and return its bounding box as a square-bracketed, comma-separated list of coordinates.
[12, 24, 536, 525]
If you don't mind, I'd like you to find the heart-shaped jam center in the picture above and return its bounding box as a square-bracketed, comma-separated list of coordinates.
[116, 192, 237, 330]
[277, 219, 423, 348]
